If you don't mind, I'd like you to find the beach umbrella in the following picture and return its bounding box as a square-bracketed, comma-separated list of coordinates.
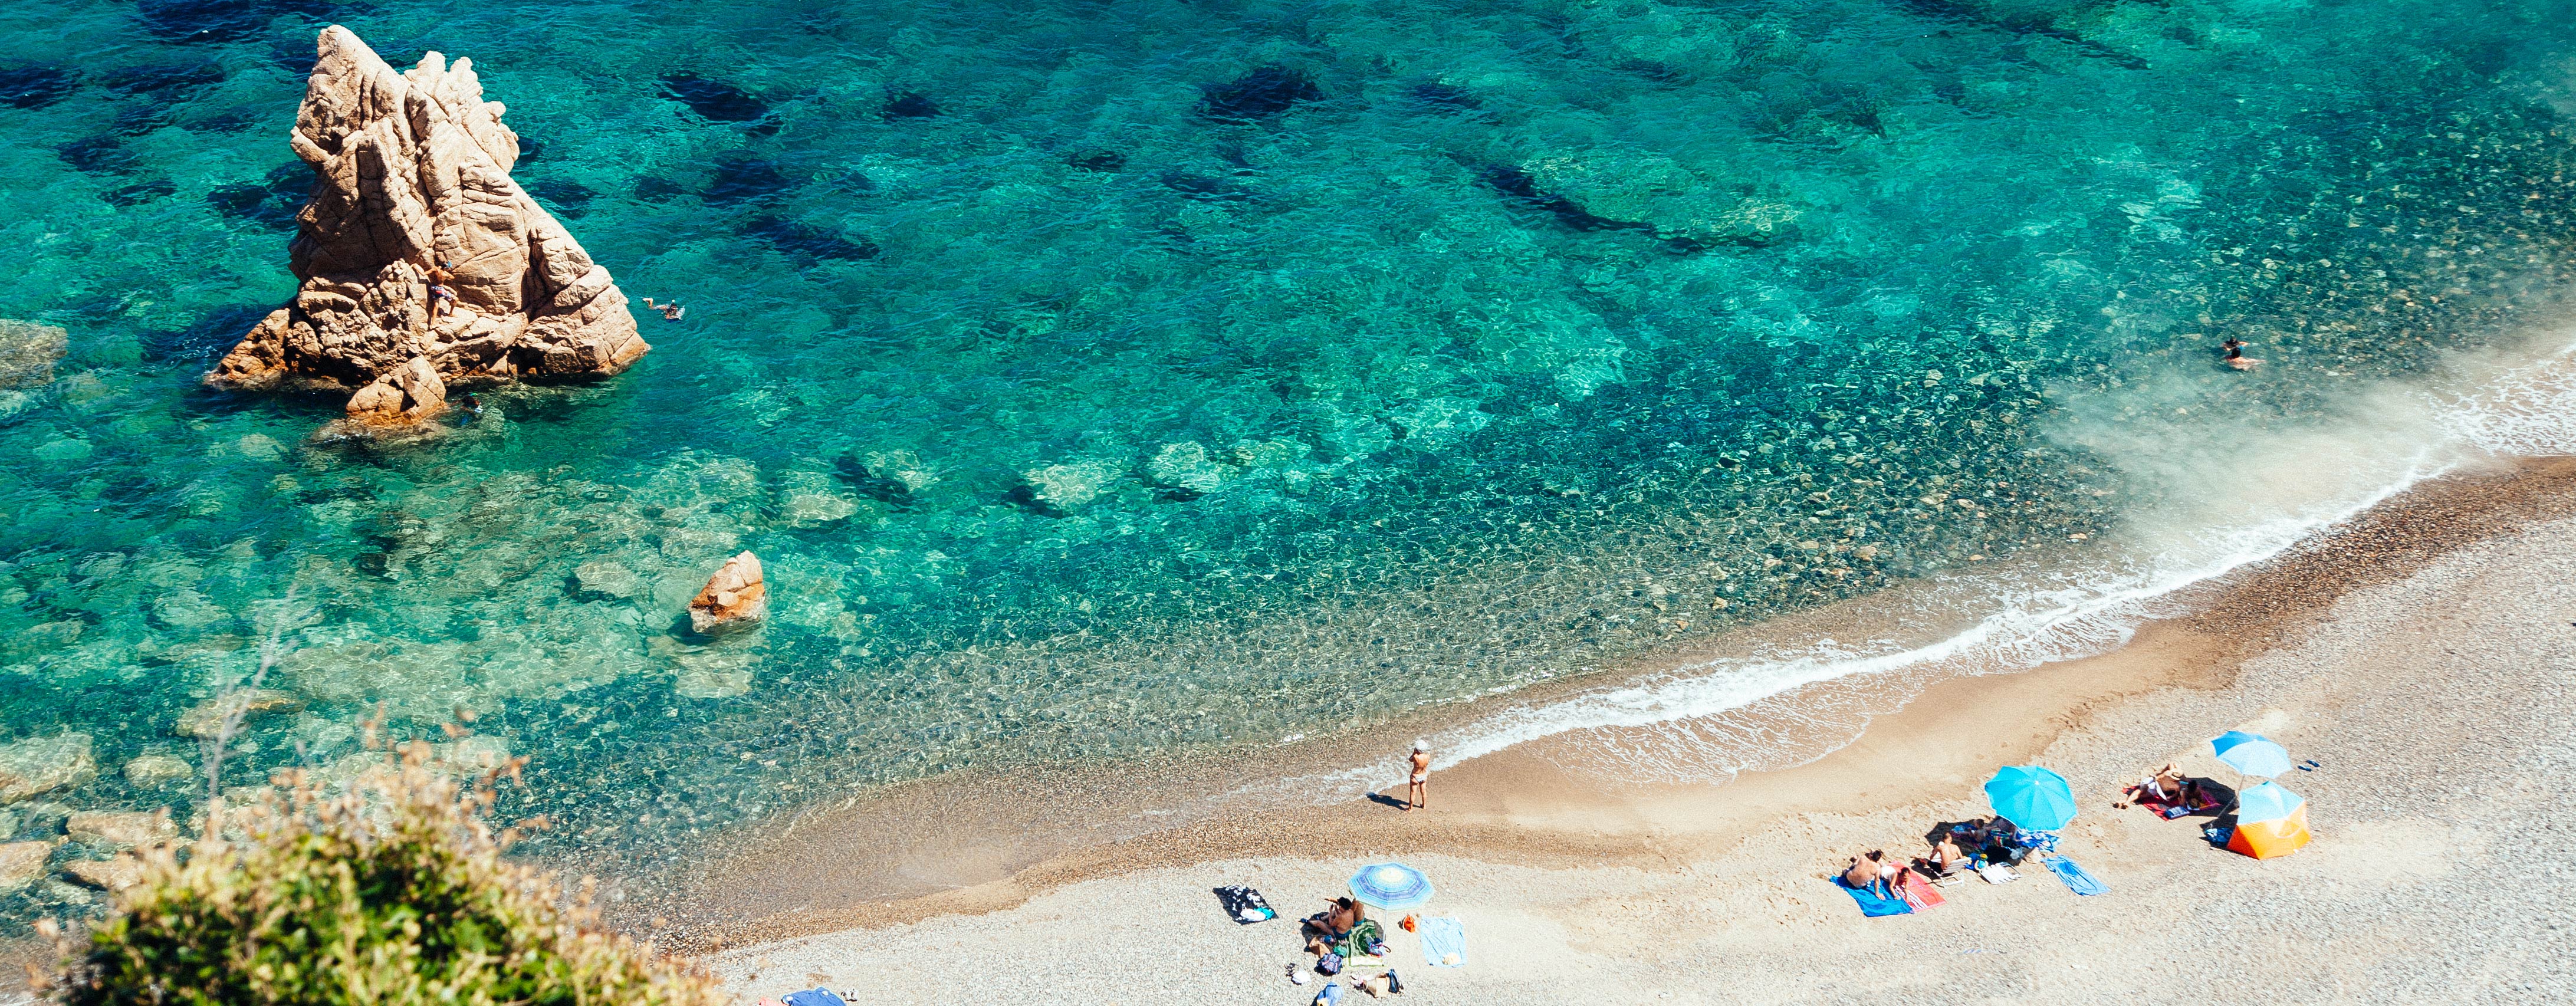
[2227, 780, 2312, 859]
[1347, 862, 1435, 910]
[1983, 765, 2078, 832]
[2210, 731, 2294, 778]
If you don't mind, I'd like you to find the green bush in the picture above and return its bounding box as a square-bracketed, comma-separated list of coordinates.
[52, 747, 722, 1006]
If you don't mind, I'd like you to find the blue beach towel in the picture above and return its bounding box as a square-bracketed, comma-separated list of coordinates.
[782, 991, 846, 1006]
[2045, 856, 2108, 896]
[1420, 916, 1466, 968]
[1833, 877, 1914, 917]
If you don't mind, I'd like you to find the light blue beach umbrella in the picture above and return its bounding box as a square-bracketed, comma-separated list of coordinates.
[1347, 862, 1435, 910]
[2210, 731, 2294, 778]
[1983, 765, 2079, 832]
[2234, 780, 2307, 824]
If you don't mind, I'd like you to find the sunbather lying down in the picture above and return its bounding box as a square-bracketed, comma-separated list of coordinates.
[2114, 762, 2209, 811]
[1842, 850, 1910, 896]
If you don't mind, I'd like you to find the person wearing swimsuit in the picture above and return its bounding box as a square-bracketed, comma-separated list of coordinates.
[1405, 740, 1431, 812]
[2223, 337, 2262, 371]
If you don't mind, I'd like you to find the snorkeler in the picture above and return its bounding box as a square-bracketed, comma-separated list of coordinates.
[2222, 337, 2262, 371]
[640, 297, 686, 321]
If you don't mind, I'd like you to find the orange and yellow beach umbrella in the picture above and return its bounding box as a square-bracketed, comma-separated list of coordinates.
[2227, 781, 2311, 859]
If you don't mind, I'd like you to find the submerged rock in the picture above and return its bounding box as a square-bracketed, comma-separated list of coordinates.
[62, 854, 147, 892]
[205, 27, 649, 431]
[67, 809, 176, 848]
[573, 558, 643, 599]
[122, 754, 193, 787]
[688, 551, 766, 635]
[0, 320, 67, 388]
[0, 734, 96, 804]
[175, 689, 304, 739]
[0, 841, 49, 892]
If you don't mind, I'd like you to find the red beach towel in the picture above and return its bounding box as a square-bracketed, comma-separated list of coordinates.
[1898, 872, 1947, 910]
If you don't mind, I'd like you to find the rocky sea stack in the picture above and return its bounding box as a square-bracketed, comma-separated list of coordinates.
[207, 25, 648, 435]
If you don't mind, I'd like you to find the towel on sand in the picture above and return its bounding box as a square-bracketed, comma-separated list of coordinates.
[1834, 877, 1913, 917]
[1897, 872, 1947, 910]
[2046, 856, 2109, 896]
[782, 991, 846, 1006]
[1420, 916, 1466, 967]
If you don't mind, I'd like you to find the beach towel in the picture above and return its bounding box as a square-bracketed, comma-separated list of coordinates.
[1420, 916, 1466, 968]
[1335, 919, 1385, 959]
[1897, 872, 1947, 910]
[2045, 857, 2108, 896]
[782, 990, 846, 1006]
[1214, 884, 1276, 923]
[1832, 877, 1913, 917]
[1975, 864, 2020, 885]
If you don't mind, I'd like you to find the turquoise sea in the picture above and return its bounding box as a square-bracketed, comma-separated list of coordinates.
[2, 0, 2572, 917]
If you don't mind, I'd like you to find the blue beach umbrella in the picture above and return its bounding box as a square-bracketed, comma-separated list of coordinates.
[2233, 780, 2307, 823]
[1347, 862, 1435, 910]
[2210, 731, 2294, 778]
[1983, 765, 2079, 831]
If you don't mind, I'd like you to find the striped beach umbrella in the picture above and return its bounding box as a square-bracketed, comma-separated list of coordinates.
[1347, 862, 1435, 910]
[2227, 781, 2312, 859]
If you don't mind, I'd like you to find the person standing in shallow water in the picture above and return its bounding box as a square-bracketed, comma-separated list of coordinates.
[1404, 740, 1431, 811]
[2223, 336, 2263, 370]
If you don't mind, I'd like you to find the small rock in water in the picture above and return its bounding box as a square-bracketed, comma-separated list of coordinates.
[67, 809, 175, 848]
[0, 733, 96, 803]
[688, 551, 767, 635]
[62, 854, 148, 892]
[174, 690, 303, 739]
[122, 754, 193, 787]
[0, 320, 68, 388]
[573, 559, 643, 600]
[0, 841, 50, 892]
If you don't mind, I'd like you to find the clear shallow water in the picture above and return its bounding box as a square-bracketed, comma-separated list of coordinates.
[2, 0, 2574, 910]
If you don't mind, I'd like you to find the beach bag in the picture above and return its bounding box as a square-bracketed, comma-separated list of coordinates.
[1316, 952, 1344, 976]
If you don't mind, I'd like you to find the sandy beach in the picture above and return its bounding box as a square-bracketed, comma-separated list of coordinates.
[695, 459, 2576, 1003]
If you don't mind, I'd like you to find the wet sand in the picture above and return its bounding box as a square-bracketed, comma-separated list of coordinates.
[695, 459, 2576, 1001]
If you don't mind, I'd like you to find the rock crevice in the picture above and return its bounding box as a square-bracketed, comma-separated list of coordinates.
[208, 25, 648, 430]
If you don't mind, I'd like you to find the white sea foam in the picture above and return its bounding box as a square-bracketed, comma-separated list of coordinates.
[1407, 330, 2576, 782]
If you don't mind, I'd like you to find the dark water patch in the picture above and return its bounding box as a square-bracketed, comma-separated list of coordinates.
[883, 92, 940, 119]
[524, 179, 595, 219]
[58, 136, 140, 175]
[836, 456, 916, 504]
[143, 303, 271, 365]
[704, 155, 796, 204]
[0, 64, 78, 109]
[1067, 150, 1126, 171]
[634, 176, 688, 200]
[111, 105, 175, 136]
[1618, 60, 1691, 87]
[208, 162, 311, 229]
[1476, 163, 1642, 233]
[103, 179, 176, 206]
[1198, 65, 1322, 121]
[1889, 0, 2147, 69]
[135, 0, 264, 44]
[1408, 81, 1480, 113]
[100, 61, 226, 100]
[661, 74, 770, 122]
[192, 109, 259, 132]
[743, 215, 878, 262]
[1161, 171, 1253, 202]
[516, 136, 540, 162]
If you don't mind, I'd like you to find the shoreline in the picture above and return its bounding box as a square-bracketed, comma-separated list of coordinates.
[663, 454, 2576, 958]
[695, 453, 2576, 1001]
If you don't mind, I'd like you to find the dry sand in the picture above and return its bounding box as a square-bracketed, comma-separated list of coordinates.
[704, 462, 2576, 1004]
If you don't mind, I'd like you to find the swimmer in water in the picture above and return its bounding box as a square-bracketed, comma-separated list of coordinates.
[2223, 337, 2263, 371]
[640, 297, 686, 321]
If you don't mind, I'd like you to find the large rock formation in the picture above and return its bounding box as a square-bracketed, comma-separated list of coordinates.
[206, 25, 648, 432]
